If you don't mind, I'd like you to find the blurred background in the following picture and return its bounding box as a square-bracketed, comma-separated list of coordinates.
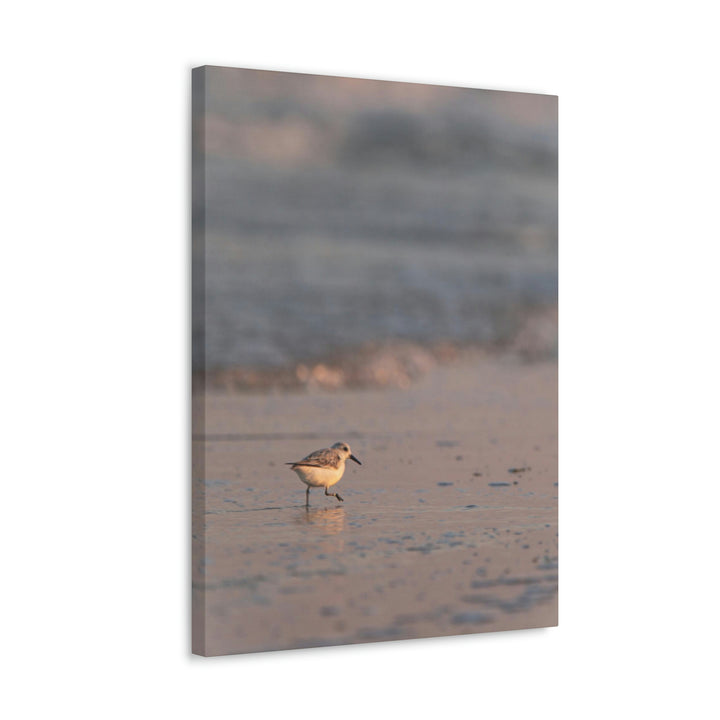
[193, 67, 557, 391]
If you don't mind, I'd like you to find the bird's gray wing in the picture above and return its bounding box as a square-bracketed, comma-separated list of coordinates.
[287, 448, 341, 469]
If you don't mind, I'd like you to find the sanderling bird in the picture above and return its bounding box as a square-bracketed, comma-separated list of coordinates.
[286, 441, 362, 506]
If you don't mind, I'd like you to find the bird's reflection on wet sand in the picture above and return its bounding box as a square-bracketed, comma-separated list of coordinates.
[296, 506, 346, 536]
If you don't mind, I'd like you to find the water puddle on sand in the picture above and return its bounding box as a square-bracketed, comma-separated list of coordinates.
[196, 489, 557, 654]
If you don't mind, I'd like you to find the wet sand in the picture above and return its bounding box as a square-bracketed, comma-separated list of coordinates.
[192, 355, 557, 656]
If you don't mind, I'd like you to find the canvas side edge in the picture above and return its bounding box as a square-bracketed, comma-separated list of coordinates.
[191, 66, 208, 657]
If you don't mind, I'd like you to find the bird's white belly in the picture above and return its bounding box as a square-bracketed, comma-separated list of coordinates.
[293, 465, 344, 488]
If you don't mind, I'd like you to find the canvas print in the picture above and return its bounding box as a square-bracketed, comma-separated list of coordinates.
[192, 66, 558, 656]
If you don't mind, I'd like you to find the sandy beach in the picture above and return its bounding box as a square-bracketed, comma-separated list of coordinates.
[192, 354, 557, 656]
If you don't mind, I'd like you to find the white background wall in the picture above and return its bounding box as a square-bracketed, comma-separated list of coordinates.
[2, 2, 718, 718]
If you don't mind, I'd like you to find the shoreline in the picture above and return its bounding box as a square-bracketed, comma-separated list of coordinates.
[193, 354, 558, 656]
[196, 305, 557, 393]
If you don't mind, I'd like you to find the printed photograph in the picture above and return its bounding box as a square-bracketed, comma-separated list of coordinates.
[192, 66, 558, 656]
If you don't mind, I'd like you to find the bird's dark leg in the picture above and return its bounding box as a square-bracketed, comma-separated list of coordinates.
[306, 486, 310, 507]
[325, 487, 344, 503]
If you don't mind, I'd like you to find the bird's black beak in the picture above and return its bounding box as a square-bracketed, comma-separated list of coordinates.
[350, 454, 362, 465]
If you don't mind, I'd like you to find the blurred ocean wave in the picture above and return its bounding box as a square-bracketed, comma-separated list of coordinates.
[193, 68, 557, 380]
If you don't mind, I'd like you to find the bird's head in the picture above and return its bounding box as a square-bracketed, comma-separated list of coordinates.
[332, 441, 362, 465]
